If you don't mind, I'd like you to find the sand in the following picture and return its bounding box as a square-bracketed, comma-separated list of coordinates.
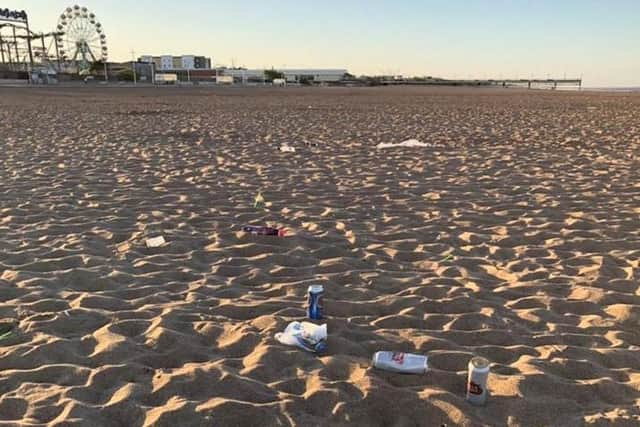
[0, 85, 639, 426]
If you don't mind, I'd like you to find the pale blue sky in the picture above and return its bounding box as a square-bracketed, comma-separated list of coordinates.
[9, 0, 640, 86]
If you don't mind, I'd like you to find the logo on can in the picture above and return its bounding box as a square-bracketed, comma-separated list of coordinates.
[466, 356, 490, 406]
[307, 285, 324, 320]
[391, 352, 405, 364]
[467, 382, 483, 395]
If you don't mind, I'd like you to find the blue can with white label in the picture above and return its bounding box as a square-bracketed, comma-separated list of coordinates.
[307, 285, 324, 320]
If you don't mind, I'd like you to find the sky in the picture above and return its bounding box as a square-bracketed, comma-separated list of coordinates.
[7, 0, 640, 86]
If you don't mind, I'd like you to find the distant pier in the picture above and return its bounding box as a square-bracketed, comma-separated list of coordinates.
[495, 78, 582, 90]
[372, 77, 583, 89]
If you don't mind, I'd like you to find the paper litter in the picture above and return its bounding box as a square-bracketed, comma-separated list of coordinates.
[376, 139, 430, 149]
[146, 236, 166, 248]
[279, 144, 296, 153]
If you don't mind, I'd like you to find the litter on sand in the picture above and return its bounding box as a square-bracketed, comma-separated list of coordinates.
[116, 242, 131, 253]
[242, 225, 287, 237]
[254, 191, 265, 208]
[438, 254, 454, 263]
[372, 351, 429, 374]
[279, 144, 296, 153]
[0, 324, 14, 341]
[275, 321, 327, 353]
[376, 139, 430, 149]
[146, 236, 166, 248]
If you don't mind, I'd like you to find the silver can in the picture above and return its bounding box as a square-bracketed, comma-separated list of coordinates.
[466, 356, 490, 406]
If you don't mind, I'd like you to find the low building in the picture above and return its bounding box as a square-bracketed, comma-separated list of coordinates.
[155, 73, 178, 84]
[221, 68, 349, 84]
[281, 69, 348, 83]
[194, 56, 209, 69]
[104, 61, 154, 82]
[30, 66, 58, 84]
[221, 69, 265, 83]
[127, 63, 350, 84]
[139, 55, 212, 71]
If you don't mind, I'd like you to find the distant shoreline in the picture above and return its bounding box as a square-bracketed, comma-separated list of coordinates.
[1, 80, 638, 94]
[582, 87, 640, 92]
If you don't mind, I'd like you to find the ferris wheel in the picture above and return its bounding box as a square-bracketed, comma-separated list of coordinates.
[56, 5, 107, 71]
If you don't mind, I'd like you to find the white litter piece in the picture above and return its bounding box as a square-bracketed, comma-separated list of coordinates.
[279, 144, 296, 153]
[146, 236, 166, 248]
[376, 139, 430, 149]
[275, 321, 327, 353]
[372, 351, 429, 374]
[116, 242, 130, 253]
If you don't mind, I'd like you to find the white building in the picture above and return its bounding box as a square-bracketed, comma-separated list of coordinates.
[222, 69, 265, 82]
[282, 69, 348, 83]
[139, 55, 212, 71]
[181, 55, 195, 70]
[160, 56, 173, 70]
[221, 68, 348, 84]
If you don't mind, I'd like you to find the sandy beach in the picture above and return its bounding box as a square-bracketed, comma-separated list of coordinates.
[0, 86, 639, 426]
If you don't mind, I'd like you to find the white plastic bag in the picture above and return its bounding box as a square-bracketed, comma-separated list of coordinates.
[376, 139, 429, 149]
[275, 321, 327, 353]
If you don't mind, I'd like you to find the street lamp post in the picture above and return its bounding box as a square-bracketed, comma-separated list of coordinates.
[130, 49, 137, 85]
[24, 17, 33, 67]
[12, 25, 19, 67]
[40, 33, 45, 61]
[53, 33, 61, 70]
[0, 34, 5, 65]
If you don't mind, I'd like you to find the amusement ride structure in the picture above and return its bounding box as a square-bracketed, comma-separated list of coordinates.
[0, 4, 107, 74]
[56, 5, 108, 72]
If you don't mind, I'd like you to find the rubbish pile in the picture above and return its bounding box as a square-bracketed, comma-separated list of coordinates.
[267, 275, 491, 405]
[240, 187, 490, 406]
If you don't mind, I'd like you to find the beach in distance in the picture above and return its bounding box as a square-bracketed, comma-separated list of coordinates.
[0, 86, 639, 426]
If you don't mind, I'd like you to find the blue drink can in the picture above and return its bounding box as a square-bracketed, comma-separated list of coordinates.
[307, 285, 324, 320]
